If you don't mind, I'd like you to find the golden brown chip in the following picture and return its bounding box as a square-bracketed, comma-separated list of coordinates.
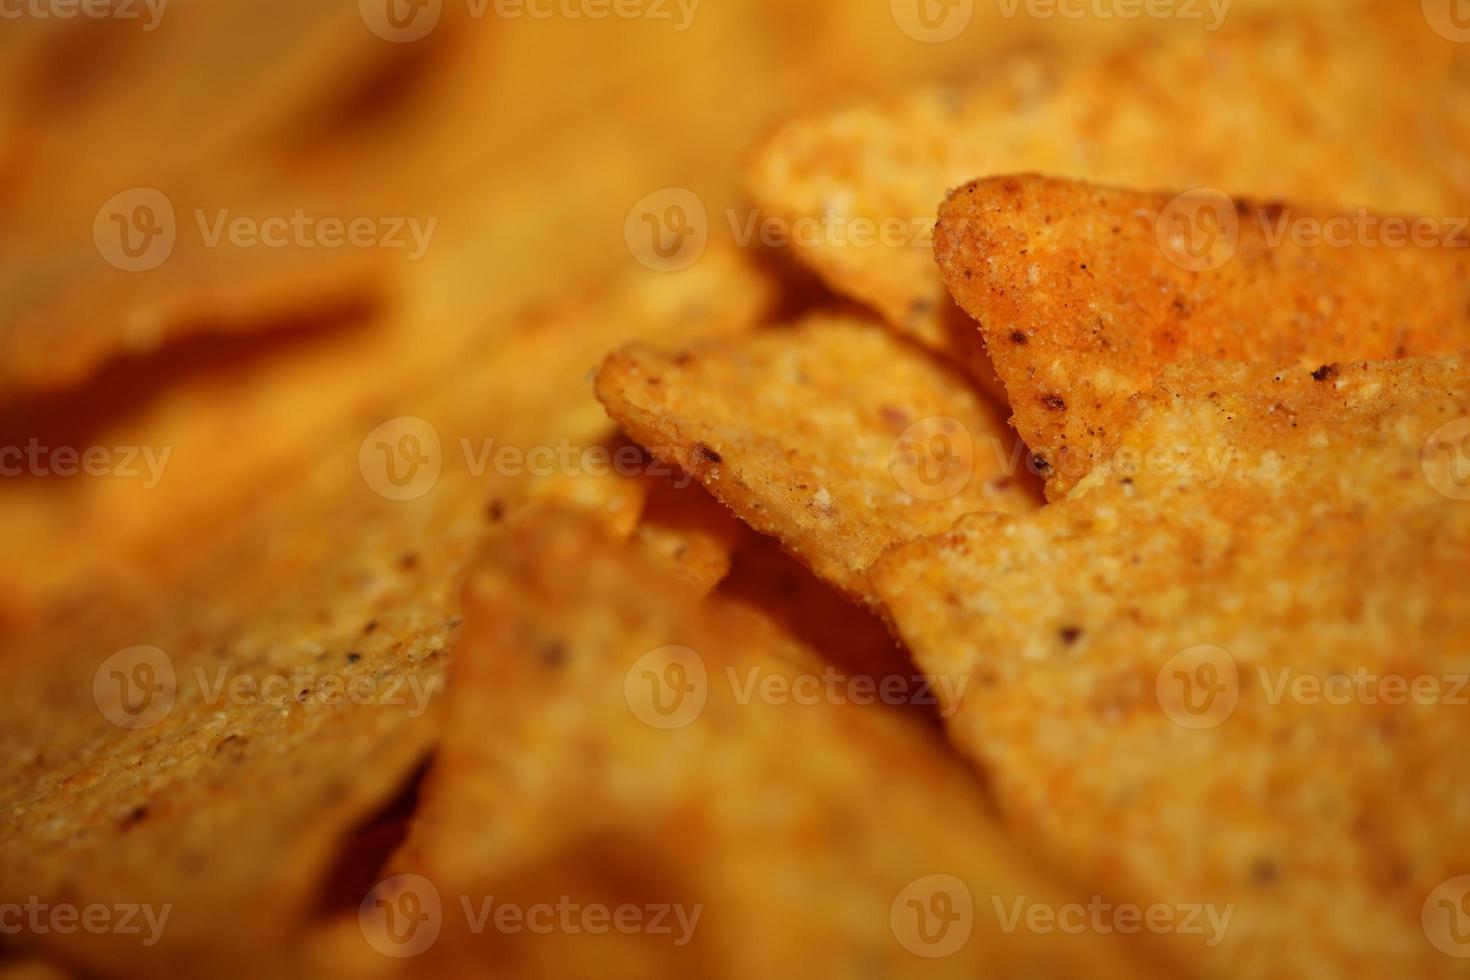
[935, 174, 1470, 497]
[596, 313, 1039, 602]
[0, 251, 776, 977]
[0, 958, 76, 980]
[370, 506, 1168, 978]
[716, 533, 911, 688]
[0, 0, 446, 398]
[0, 174, 391, 398]
[873, 355, 1470, 980]
[747, 1, 1470, 379]
[631, 477, 746, 594]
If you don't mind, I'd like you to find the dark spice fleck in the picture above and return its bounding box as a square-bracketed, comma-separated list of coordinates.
[1010, 330, 1028, 345]
[1251, 859, 1280, 885]
[346, 652, 362, 664]
[881, 405, 909, 427]
[1059, 626, 1083, 645]
[539, 640, 568, 669]
[399, 552, 419, 571]
[485, 499, 505, 522]
[1311, 364, 1339, 382]
[695, 444, 723, 465]
[121, 805, 149, 828]
[1040, 394, 1067, 411]
[362, 620, 378, 634]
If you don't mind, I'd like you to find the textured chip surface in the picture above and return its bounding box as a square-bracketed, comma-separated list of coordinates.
[874, 355, 1470, 980]
[747, 1, 1470, 379]
[0, 252, 774, 978]
[935, 174, 1470, 496]
[596, 313, 1039, 601]
[383, 506, 1168, 979]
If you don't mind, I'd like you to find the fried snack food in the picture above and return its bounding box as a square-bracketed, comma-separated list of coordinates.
[632, 477, 747, 594]
[935, 174, 1470, 497]
[596, 313, 1039, 602]
[747, 1, 1470, 378]
[0, 251, 775, 977]
[716, 533, 911, 689]
[0, 0, 441, 397]
[379, 506, 1168, 979]
[0, 211, 385, 399]
[873, 355, 1470, 979]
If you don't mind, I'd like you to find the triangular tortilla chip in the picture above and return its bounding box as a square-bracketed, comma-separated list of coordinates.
[935, 174, 1470, 496]
[873, 354, 1470, 979]
[0, 252, 774, 977]
[374, 506, 1169, 978]
[596, 313, 1038, 602]
[747, 1, 1470, 381]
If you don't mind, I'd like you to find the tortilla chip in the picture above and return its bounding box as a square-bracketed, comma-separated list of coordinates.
[873, 355, 1470, 979]
[631, 477, 746, 595]
[0, 174, 392, 398]
[0, 959, 75, 980]
[596, 313, 1039, 602]
[935, 174, 1470, 497]
[0, 0, 444, 397]
[716, 532, 911, 689]
[0, 251, 776, 977]
[372, 506, 1166, 978]
[747, 1, 1470, 380]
